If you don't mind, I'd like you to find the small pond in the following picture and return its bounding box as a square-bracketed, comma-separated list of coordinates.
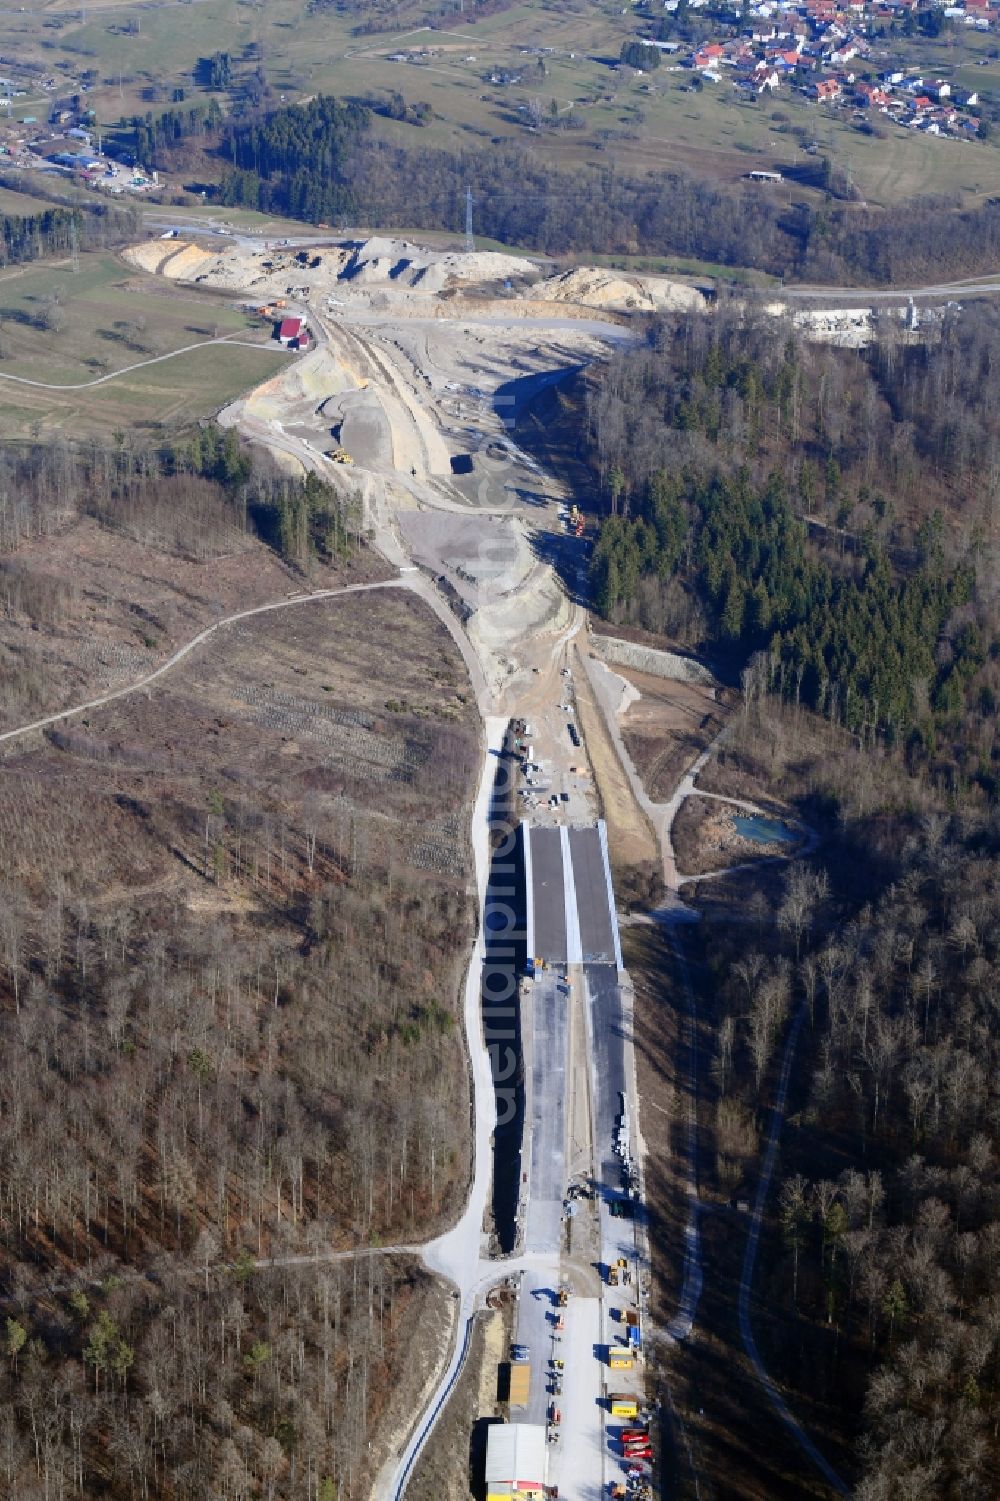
[733, 814, 798, 846]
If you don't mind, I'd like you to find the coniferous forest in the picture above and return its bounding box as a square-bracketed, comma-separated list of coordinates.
[209, 94, 1000, 285]
[580, 301, 1000, 1497]
[585, 303, 1000, 795]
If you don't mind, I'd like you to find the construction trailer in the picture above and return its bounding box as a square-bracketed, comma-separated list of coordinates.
[485, 1423, 547, 1501]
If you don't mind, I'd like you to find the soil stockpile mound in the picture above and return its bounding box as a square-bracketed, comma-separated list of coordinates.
[531, 266, 703, 312]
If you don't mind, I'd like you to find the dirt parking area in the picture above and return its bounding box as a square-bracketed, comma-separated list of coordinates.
[619, 670, 728, 802]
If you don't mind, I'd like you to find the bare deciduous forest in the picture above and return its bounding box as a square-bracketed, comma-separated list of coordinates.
[0, 431, 386, 734]
[579, 307, 1000, 1494]
[0, 436, 481, 1498]
[682, 725, 1000, 1498]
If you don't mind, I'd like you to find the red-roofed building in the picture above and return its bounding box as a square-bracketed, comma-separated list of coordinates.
[767, 48, 804, 68]
[276, 317, 304, 344]
[692, 42, 726, 69]
[855, 81, 890, 107]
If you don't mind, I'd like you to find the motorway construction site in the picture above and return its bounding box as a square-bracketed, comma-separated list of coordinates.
[125, 226, 830, 1501]
[186, 231, 657, 1500]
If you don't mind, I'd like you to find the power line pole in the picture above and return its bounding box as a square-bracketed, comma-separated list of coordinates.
[464, 186, 474, 253]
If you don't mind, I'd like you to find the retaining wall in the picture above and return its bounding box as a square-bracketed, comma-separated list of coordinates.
[591, 633, 715, 685]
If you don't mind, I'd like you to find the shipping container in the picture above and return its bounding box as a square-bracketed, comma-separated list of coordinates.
[508, 1360, 531, 1407]
[610, 1394, 639, 1418]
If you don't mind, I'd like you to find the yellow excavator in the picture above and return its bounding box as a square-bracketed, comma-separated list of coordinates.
[326, 448, 354, 464]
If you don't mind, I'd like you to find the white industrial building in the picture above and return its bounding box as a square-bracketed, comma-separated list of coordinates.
[485, 1423, 547, 1501]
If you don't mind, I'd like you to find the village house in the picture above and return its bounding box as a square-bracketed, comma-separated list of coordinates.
[655, 0, 991, 147]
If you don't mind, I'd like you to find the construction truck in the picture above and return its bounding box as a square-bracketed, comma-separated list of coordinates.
[326, 448, 354, 464]
[624, 1435, 652, 1451]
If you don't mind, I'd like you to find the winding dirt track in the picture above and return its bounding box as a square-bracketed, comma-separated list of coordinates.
[0, 567, 489, 755]
[0, 335, 274, 392]
[0, 579, 405, 750]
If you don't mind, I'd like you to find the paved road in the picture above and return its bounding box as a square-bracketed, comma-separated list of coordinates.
[556, 1297, 605, 1501]
[529, 826, 569, 963]
[515, 1269, 560, 1425]
[374, 717, 508, 1501]
[527, 823, 621, 967]
[524, 974, 570, 1255]
[586, 962, 628, 1216]
[779, 277, 1000, 301]
[569, 826, 618, 964]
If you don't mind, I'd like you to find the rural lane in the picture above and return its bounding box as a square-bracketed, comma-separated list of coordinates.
[0, 575, 483, 751]
[738, 1003, 850, 1496]
[582, 647, 842, 1489]
[0, 334, 275, 392]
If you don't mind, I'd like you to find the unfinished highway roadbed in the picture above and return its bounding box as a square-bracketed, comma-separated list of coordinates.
[525, 820, 623, 968]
